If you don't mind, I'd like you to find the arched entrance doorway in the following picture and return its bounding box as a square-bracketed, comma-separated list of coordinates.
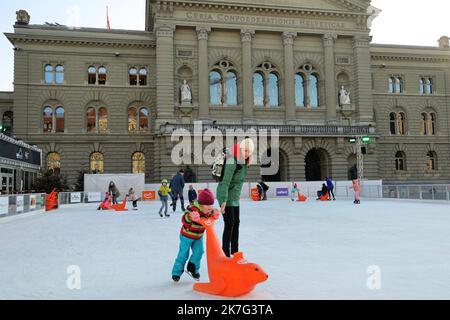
[261, 148, 288, 182]
[305, 148, 330, 181]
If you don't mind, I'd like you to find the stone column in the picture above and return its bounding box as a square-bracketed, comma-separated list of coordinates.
[156, 24, 175, 125]
[283, 32, 297, 125]
[353, 35, 375, 125]
[196, 26, 211, 122]
[241, 29, 255, 124]
[323, 33, 337, 124]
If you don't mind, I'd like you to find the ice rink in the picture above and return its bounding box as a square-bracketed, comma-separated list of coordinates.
[1, 198, 449, 300]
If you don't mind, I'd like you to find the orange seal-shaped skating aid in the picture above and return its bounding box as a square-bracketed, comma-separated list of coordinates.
[193, 217, 268, 297]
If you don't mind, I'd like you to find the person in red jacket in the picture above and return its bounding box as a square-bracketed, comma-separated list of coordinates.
[171, 189, 221, 282]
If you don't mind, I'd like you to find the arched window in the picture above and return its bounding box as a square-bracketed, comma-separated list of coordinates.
[2, 111, 13, 136]
[420, 112, 428, 135]
[139, 68, 148, 86]
[44, 64, 54, 84]
[253, 72, 264, 106]
[426, 78, 433, 94]
[389, 112, 397, 135]
[209, 70, 222, 105]
[295, 73, 305, 107]
[128, 106, 150, 133]
[86, 107, 96, 133]
[129, 67, 138, 86]
[395, 77, 402, 93]
[429, 112, 436, 135]
[388, 77, 395, 94]
[47, 152, 61, 173]
[226, 71, 237, 106]
[88, 66, 97, 84]
[253, 62, 280, 107]
[139, 107, 149, 131]
[398, 112, 406, 135]
[395, 151, 406, 171]
[132, 152, 145, 174]
[309, 74, 319, 107]
[90, 152, 104, 174]
[98, 107, 108, 133]
[128, 107, 138, 132]
[43, 106, 53, 133]
[55, 65, 64, 84]
[419, 78, 425, 95]
[55, 107, 65, 133]
[268, 72, 279, 107]
[209, 61, 237, 106]
[427, 151, 437, 171]
[98, 66, 107, 85]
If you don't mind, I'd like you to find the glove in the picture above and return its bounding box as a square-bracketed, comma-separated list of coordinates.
[212, 209, 221, 220]
[189, 211, 201, 222]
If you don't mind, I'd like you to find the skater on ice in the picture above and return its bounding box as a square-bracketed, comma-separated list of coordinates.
[108, 181, 120, 205]
[127, 188, 138, 210]
[188, 185, 197, 205]
[352, 179, 361, 204]
[316, 183, 329, 200]
[325, 177, 336, 200]
[291, 182, 299, 201]
[158, 179, 171, 217]
[171, 189, 220, 282]
[170, 169, 186, 212]
[97, 192, 112, 210]
[216, 138, 254, 258]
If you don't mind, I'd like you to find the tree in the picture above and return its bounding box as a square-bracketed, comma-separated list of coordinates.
[32, 170, 68, 194]
[74, 169, 88, 191]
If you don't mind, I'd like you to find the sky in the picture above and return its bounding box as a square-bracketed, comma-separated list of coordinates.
[0, 0, 449, 91]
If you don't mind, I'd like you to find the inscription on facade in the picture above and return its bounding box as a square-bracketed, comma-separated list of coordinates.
[185, 12, 347, 29]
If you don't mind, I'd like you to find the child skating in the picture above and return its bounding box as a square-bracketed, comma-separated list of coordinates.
[291, 183, 299, 201]
[171, 189, 220, 282]
[127, 188, 138, 210]
[158, 179, 171, 217]
[352, 179, 361, 204]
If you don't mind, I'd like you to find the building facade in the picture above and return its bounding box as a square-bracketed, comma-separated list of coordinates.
[3, 0, 450, 188]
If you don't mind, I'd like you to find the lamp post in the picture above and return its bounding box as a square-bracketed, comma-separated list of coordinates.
[349, 136, 371, 181]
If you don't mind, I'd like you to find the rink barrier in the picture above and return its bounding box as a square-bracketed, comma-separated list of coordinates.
[0, 193, 46, 218]
[382, 184, 450, 201]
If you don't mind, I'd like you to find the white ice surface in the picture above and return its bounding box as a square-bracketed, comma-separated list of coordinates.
[0, 199, 449, 300]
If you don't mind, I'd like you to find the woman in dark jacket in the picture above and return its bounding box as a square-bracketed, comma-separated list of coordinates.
[216, 138, 254, 258]
[108, 181, 120, 205]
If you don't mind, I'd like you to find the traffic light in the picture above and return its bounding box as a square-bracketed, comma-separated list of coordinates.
[349, 137, 357, 144]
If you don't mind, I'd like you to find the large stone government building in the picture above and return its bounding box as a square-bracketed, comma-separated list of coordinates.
[2, 0, 450, 188]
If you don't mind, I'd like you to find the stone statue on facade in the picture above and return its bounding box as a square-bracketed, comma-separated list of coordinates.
[180, 80, 192, 104]
[16, 10, 30, 25]
[339, 86, 351, 105]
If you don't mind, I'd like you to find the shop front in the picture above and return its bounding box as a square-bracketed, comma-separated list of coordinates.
[0, 134, 42, 194]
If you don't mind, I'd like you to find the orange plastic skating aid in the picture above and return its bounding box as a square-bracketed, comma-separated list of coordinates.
[297, 194, 307, 202]
[111, 197, 128, 211]
[193, 217, 268, 297]
[45, 189, 58, 211]
[319, 192, 329, 201]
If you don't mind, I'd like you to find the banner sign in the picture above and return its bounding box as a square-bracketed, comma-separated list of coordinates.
[70, 193, 82, 203]
[0, 139, 41, 166]
[16, 196, 24, 213]
[276, 188, 289, 197]
[142, 191, 156, 201]
[29, 195, 37, 210]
